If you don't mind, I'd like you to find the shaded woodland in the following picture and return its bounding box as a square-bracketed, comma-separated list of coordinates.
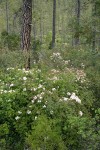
[0, 0, 100, 150]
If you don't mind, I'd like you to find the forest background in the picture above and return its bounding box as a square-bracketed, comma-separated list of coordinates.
[0, 0, 100, 150]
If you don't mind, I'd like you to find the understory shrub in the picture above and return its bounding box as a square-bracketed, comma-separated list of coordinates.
[0, 66, 99, 150]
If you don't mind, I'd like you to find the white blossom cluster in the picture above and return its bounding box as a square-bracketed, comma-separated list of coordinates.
[23, 77, 27, 81]
[15, 116, 20, 120]
[48, 76, 59, 82]
[79, 111, 83, 116]
[76, 69, 86, 82]
[31, 91, 45, 103]
[60, 92, 81, 104]
[81, 63, 85, 68]
[51, 69, 60, 74]
[27, 110, 31, 114]
[0, 89, 15, 94]
[70, 92, 81, 104]
[63, 60, 70, 65]
[7, 67, 14, 70]
[50, 52, 62, 60]
[1, 67, 85, 123]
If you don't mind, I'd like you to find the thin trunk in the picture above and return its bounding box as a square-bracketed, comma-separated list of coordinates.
[51, 0, 56, 48]
[21, 0, 32, 69]
[92, 1, 96, 51]
[40, 14, 42, 44]
[33, 0, 36, 49]
[74, 0, 80, 45]
[6, 0, 9, 33]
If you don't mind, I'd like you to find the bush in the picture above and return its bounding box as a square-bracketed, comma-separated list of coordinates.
[0, 31, 20, 51]
[0, 66, 99, 149]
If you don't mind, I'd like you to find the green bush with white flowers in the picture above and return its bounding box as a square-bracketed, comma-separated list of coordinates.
[0, 64, 99, 150]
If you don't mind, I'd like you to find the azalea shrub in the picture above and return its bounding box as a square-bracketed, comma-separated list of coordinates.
[0, 65, 99, 150]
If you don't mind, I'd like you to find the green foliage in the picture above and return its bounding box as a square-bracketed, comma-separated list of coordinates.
[0, 63, 99, 149]
[26, 115, 66, 150]
[0, 50, 24, 70]
[0, 0, 100, 149]
[1, 31, 20, 51]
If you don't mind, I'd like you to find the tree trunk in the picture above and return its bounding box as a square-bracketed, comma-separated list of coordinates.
[92, 1, 96, 51]
[74, 0, 80, 46]
[21, 0, 32, 69]
[51, 0, 56, 48]
[6, 0, 9, 33]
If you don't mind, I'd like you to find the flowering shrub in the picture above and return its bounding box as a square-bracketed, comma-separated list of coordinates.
[0, 67, 99, 150]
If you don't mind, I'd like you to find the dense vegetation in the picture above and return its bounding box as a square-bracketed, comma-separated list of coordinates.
[0, 0, 100, 150]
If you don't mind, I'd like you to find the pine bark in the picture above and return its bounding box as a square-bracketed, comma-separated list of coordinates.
[21, 0, 32, 69]
[51, 0, 56, 48]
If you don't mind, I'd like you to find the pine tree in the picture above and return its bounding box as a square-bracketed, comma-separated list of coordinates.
[21, 0, 32, 69]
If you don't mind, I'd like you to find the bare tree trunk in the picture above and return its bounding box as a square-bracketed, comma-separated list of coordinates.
[92, 1, 96, 51]
[74, 0, 80, 46]
[51, 0, 56, 48]
[21, 0, 32, 69]
[40, 14, 43, 44]
[6, 0, 9, 33]
[33, 0, 36, 42]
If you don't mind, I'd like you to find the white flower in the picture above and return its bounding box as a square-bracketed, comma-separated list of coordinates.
[43, 105, 46, 108]
[39, 96, 42, 99]
[34, 96, 37, 100]
[7, 67, 14, 70]
[24, 70, 29, 73]
[38, 84, 43, 89]
[41, 92, 45, 95]
[70, 93, 76, 99]
[18, 111, 22, 114]
[10, 84, 14, 87]
[70, 93, 81, 104]
[9, 90, 15, 93]
[32, 99, 35, 103]
[64, 60, 69, 64]
[43, 88, 45, 91]
[35, 116, 37, 120]
[33, 88, 37, 91]
[52, 76, 58, 81]
[81, 63, 85, 68]
[8, 99, 11, 102]
[50, 110, 53, 114]
[67, 92, 71, 96]
[4, 90, 7, 93]
[38, 100, 41, 103]
[48, 91, 52, 94]
[29, 105, 32, 108]
[15, 116, 20, 120]
[23, 88, 26, 91]
[75, 96, 81, 104]
[23, 77, 27, 80]
[63, 97, 68, 101]
[59, 99, 63, 101]
[27, 110, 31, 114]
[79, 111, 83, 116]
[22, 68, 25, 71]
[8, 90, 12, 93]
[37, 69, 41, 73]
[52, 88, 56, 91]
[45, 101, 48, 104]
